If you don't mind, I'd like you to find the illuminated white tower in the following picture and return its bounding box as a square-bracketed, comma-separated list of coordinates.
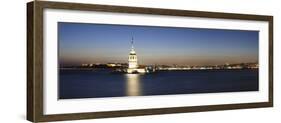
[128, 37, 138, 69]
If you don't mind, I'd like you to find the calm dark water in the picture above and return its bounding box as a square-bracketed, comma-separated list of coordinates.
[59, 69, 258, 99]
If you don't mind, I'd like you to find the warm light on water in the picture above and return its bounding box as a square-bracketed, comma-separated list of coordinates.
[59, 69, 258, 99]
[125, 74, 142, 96]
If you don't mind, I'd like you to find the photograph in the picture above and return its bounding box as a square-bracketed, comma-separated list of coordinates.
[58, 22, 259, 99]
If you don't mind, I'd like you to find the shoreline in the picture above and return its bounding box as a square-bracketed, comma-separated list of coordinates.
[59, 67, 258, 71]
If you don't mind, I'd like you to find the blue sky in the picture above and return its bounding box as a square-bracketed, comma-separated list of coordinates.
[58, 22, 258, 66]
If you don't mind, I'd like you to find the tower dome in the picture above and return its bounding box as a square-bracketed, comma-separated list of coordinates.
[130, 46, 136, 55]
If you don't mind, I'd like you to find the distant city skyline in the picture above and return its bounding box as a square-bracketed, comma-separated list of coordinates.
[58, 22, 259, 66]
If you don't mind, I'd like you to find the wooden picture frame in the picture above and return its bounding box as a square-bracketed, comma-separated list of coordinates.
[27, 1, 273, 122]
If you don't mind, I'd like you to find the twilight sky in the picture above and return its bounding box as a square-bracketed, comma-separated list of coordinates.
[58, 22, 259, 66]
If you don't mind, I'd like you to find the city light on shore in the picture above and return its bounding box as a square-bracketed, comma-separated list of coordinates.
[61, 62, 258, 71]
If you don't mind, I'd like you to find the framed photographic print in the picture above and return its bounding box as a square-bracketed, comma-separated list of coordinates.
[27, 0, 273, 122]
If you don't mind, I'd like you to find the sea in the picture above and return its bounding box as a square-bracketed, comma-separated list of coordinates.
[59, 69, 258, 99]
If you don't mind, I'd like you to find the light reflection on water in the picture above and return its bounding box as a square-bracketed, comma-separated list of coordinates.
[59, 69, 259, 99]
[125, 74, 142, 96]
